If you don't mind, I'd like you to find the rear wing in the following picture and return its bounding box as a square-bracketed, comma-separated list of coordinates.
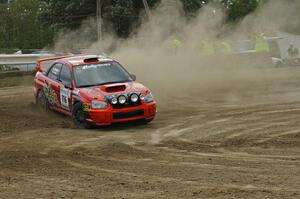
[36, 54, 79, 72]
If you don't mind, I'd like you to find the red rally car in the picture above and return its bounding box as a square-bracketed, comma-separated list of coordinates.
[34, 55, 157, 128]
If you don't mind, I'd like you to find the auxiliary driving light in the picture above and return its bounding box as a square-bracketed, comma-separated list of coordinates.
[118, 95, 127, 104]
[130, 93, 139, 103]
[111, 97, 118, 105]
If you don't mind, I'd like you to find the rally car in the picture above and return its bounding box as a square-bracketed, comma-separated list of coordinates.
[34, 55, 156, 128]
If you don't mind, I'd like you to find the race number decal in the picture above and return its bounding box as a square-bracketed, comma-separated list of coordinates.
[60, 88, 71, 109]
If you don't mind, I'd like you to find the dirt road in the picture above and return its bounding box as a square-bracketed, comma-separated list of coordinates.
[0, 69, 299, 199]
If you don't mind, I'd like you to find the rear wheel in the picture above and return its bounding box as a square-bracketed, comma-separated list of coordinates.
[37, 90, 49, 111]
[72, 103, 91, 129]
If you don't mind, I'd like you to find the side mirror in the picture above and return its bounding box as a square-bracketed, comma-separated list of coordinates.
[130, 74, 136, 81]
[36, 63, 46, 73]
[65, 84, 72, 90]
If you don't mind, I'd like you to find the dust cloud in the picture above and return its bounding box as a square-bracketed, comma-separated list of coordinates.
[54, 0, 300, 106]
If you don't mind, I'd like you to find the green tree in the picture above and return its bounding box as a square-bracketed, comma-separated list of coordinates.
[0, 2, 10, 50]
[179, 0, 259, 21]
[0, 0, 264, 51]
[0, 0, 53, 51]
[39, 0, 96, 31]
[225, 0, 259, 22]
[180, 0, 206, 18]
[39, 0, 160, 38]
[104, 0, 134, 37]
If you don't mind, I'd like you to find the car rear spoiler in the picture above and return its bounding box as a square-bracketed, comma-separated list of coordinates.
[36, 54, 79, 72]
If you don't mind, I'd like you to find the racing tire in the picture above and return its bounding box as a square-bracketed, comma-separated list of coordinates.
[72, 102, 92, 129]
[37, 90, 49, 112]
[142, 118, 154, 124]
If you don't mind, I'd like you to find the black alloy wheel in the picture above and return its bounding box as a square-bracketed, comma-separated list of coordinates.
[72, 102, 92, 129]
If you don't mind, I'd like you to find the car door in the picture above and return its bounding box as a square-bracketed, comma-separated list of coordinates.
[58, 64, 72, 112]
[45, 63, 63, 107]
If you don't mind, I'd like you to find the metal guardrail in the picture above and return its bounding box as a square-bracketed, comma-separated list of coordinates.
[0, 70, 35, 78]
[0, 54, 52, 62]
[0, 62, 36, 72]
[0, 54, 53, 72]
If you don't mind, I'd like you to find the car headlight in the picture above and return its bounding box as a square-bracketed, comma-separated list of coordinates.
[144, 92, 154, 103]
[91, 100, 108, 109]
[130, 93, 139, 103]
[118, 95, 127, 104]
[139, 94, 145, 100]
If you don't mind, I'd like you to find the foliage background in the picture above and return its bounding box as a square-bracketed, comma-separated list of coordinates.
[0, 0, 295, 52]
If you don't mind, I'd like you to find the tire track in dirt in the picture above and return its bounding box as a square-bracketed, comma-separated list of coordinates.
[0, 76, 300, 198]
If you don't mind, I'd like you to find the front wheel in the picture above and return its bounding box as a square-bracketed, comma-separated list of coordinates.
[72, 103, 92, 129]
[142, 118, 154, 124]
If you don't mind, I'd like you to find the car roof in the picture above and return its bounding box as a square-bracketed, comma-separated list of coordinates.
[61, 55, 114, 66]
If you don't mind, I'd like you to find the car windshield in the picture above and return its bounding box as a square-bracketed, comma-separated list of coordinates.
[73, 61, 132, 88]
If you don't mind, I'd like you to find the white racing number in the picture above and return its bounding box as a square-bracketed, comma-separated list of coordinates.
[60, 88, 71, 109]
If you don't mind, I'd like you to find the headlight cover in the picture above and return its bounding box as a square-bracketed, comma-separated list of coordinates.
[111, 97, 118, 105]
[118, 95, 127, 104]
[130, 93, 139, 103]
[91, 100, 108, 109]
[144, 92, 154, 103]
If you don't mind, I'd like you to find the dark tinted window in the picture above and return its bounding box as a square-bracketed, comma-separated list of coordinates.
[73, 62, 132, 88]
[48, 63, 62, 80]
[59, 64, 72, 86]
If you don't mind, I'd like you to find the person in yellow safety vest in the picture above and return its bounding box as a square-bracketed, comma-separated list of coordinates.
[200, 39, 215, 56]
[220, 41, 232, 54]
[173, 37, 183, 54]
[287, 44, 299, 59]
[255, 33, 270, 53]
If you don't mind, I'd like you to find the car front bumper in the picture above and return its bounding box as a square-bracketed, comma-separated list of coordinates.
[87, 101, 156, 125]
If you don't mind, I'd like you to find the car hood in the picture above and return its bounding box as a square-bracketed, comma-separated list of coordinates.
[75, 81, 148, 101]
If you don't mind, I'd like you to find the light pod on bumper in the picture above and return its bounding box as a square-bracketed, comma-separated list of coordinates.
[118, 95, 127, 104]
[111, 97, 118, 105]
[130, 93, 139, 103]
